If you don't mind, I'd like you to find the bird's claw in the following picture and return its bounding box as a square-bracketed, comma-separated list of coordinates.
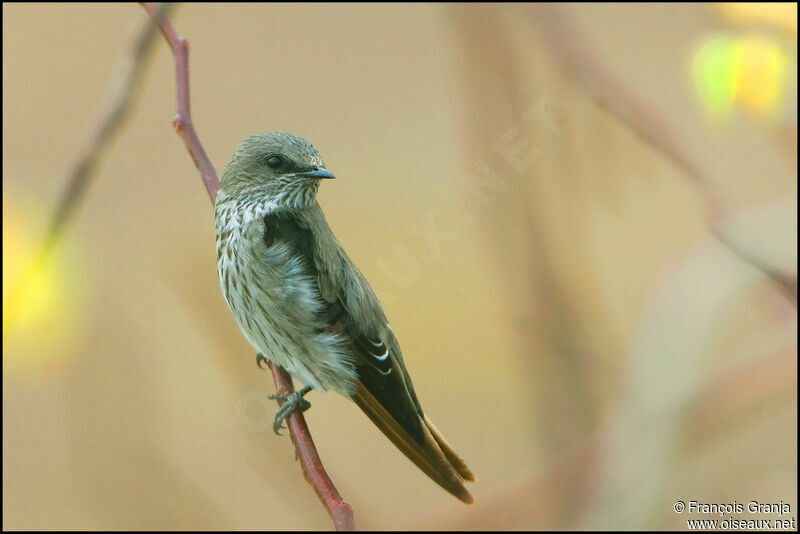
[268, 385, 313, 435]
[256, 353, 269, 370]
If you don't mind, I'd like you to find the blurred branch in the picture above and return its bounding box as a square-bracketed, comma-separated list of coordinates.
[528, 5, 797, 305]
[449, 7, 600, 528]
[713, 230, 797, 303]
[684, 344, 796, 450]
[3, 3, 174, 340]
[140, 3, 355, 530]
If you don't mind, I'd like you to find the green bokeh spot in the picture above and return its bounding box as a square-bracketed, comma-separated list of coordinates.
[692, 35, 737, 116]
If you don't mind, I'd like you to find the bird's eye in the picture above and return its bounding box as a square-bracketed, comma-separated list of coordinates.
[266, 156, 283, 168]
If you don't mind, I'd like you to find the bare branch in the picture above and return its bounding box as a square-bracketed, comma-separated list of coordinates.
[140, 3, 355, 529]
[140, 2, 218, 201]
[269, 362, 356, 531]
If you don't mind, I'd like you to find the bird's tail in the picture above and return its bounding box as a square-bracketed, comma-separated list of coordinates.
[352, 384, 475, 503]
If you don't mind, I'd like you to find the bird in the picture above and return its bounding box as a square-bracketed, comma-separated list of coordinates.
[214, 131, 475, 504]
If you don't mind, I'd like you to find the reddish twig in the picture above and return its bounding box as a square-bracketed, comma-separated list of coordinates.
[269, 362, 356, 531]
[140, 2, 218, 201]
[140, 3, 355, 530]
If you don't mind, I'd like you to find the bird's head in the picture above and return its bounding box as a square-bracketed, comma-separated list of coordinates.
[219, 131, 335, 209]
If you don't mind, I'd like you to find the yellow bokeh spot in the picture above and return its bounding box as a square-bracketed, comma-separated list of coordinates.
[3, 239, 56, 334]
[691, 32, 792, 119]
[3, 198, 86, 375]
[733, 36, 790, 116]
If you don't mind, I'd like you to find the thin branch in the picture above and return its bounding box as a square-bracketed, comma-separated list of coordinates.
[528, 5, 797, 305]
[140, 3, 355, 530]
[269, 362, 356, 531]
[448, 8, 598, 527]
[712, 229, 798, 303]
[3, 3, 174, 340]
[140, 2, 218, 200]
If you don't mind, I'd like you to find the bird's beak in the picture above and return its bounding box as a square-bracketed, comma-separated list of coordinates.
[298, 167, 336, 180]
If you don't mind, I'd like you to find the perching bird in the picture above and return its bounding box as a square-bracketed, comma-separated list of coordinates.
[215, 131, 475, 503]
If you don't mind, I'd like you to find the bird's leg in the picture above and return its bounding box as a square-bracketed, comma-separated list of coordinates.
[268, 385, 313, 435]
[256, 353, 312, 433]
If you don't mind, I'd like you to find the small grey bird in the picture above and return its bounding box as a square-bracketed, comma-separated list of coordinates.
[215, 131, 474, 503]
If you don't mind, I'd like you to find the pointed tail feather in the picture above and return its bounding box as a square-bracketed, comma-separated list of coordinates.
[352, 384, 474, 504]
[423, 415, 475, 482]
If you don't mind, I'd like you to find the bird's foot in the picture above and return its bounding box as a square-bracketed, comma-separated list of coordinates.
[256, 353, 270, 370]
[268, 385, 313, 435]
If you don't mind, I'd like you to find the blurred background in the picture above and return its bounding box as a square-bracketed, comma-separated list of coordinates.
[3, 3, 796, 530]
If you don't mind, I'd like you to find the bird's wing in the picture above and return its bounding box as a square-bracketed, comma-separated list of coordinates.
[272, 205, 474, 502]
[321, 298, 425, 441]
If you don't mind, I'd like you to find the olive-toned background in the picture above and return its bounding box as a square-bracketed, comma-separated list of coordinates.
[3, 3, 796, 530]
